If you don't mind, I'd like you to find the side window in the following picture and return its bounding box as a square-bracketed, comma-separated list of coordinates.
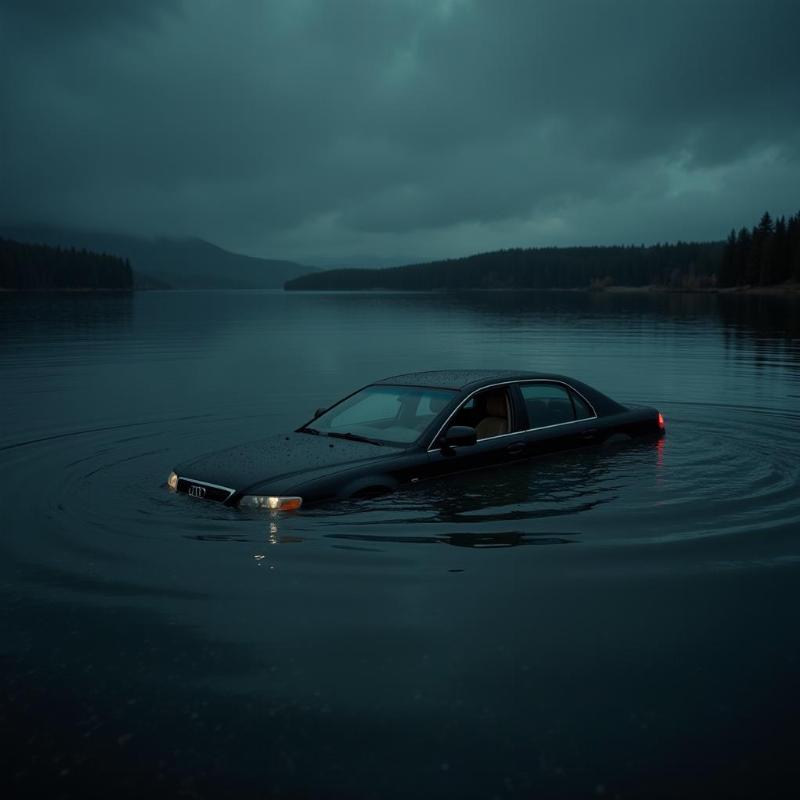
[571, 391, 595, 420]
[520, 383, 576, 428]
[449, 388, 511, 440]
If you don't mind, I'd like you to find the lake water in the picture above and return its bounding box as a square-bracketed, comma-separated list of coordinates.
[2, 289, 799, 798]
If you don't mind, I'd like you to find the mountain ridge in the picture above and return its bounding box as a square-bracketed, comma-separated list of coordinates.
[0, 225, 314, 289]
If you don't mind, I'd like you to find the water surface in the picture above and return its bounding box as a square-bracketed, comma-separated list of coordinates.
[2, 290, 799, 798]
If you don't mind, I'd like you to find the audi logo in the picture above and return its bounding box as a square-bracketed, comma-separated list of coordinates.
[188, 484, 206, 498]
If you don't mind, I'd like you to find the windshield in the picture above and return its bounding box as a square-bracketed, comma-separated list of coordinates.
[303, 385, 456, 446]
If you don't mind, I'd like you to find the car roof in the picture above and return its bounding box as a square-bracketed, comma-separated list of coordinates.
[374, 369, 568, 392]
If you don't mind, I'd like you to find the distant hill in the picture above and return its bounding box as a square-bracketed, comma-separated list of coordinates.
[1, 238, 133, 290]
[0, 225, 314, 289]
[302, 254, 423, 270]
[285, 242, 724, 292]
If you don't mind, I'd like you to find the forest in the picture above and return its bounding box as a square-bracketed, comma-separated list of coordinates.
[286, 210, 800, 292]
[3, 210, 799, 294]
[0, 238, 133, 290]
[718, 211, 800, 287]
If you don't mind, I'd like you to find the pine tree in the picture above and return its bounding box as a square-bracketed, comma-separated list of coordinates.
[788, 212, 800, 282]
[753, 212, 775, 285]
[736, 227, 752, 285]
[719, 229, 738, 286]
[772, 216, 789, 283]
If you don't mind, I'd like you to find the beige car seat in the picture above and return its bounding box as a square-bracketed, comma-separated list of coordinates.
[475, 393, 508, 439]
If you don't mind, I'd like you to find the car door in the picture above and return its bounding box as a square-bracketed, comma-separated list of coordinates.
[424, 384, 529, 479]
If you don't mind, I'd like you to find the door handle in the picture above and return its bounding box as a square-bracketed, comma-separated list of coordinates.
[581, 429, 599, 440]
[506, 442, 526, 455]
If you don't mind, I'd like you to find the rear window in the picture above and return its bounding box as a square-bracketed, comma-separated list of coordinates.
[572, 392, 594, 420]
[520, 383, 593, 428]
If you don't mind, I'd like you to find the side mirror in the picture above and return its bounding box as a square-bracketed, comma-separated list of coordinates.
[441, 425, 477, 450]
[313, 407, 327, 419]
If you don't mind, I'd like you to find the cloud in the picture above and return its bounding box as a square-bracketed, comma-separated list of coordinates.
[0, 0, 182, 34]
[1, 0, 798, 262]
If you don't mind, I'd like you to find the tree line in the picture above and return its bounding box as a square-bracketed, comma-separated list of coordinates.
[285, 241, 725, 292]
[0, 238, 133, 290]
[718, 211, 800, 287]
[287, 210, 800, 292]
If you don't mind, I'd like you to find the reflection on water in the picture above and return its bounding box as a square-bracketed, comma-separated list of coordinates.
[1, 289, 800, 799]
[324, 531, 576, 548]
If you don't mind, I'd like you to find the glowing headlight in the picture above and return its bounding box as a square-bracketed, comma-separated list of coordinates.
[167, 471, 179, 491]
[239, 495, 302, 512]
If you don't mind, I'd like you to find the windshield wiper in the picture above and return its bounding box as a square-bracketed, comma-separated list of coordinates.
[297, 426, 321, 435]
[326, 431, 384, 446]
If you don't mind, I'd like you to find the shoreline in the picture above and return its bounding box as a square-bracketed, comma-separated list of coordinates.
[600, 283, 800, 296]
[284, 283, 800, 296]
[0, 288, 135, 293]
[3, 284, 799, 296]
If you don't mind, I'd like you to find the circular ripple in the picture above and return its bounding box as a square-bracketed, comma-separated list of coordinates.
[2, 399, 799, 595]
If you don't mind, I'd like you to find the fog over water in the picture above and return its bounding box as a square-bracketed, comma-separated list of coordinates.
[2, 290, 799, 798]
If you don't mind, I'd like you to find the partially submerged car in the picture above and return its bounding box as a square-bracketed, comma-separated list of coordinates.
[167, 370, 665, 510]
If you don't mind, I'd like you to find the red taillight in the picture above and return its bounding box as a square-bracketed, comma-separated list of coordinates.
[658, 412, 665, 430]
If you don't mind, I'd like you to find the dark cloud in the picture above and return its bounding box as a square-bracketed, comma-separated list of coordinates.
[0, 0, 181, 34]
[1, 0, 798, 262]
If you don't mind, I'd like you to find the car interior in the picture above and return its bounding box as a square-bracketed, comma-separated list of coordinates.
[449, 389, 510, 440]
[321, 387, 459, 444]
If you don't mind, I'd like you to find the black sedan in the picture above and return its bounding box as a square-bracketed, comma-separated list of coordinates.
[167, 370, 665, 510]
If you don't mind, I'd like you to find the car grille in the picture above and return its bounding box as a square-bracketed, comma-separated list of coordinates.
[176, 477, 235, 503]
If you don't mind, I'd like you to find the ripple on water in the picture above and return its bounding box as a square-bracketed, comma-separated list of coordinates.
[2, 399, 800, 599]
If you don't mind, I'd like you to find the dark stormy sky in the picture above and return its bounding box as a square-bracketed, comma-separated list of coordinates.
[2, 1, 799, 264]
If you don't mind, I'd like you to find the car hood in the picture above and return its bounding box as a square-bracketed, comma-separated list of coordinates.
[175, 432, 400, 491]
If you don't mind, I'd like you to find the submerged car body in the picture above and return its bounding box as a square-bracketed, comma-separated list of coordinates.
[167, 370, 665, 509]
